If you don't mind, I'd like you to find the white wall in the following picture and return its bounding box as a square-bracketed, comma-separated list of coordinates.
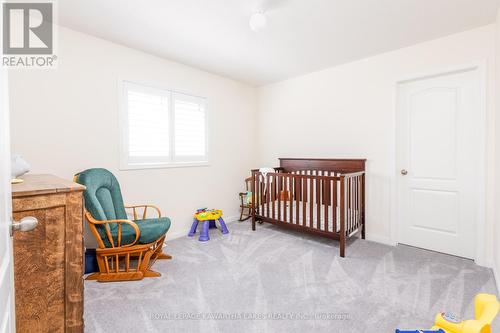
[9, 26, 257, 245]
[494, 7, 500, 283]
[8, 22, 499, 265]
[257, 25, 497, 264]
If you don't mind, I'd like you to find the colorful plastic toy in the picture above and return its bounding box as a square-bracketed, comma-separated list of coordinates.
[431, 294, 500, 333]
[396, 329, 445, 333]
[188, 208, 229, 241]
[395, 294, 499, 333]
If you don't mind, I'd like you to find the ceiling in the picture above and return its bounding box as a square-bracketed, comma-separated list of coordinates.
[58, 0, 498, 86]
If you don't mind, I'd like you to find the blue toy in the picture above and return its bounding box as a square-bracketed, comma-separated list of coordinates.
[396, 329, 446, 333]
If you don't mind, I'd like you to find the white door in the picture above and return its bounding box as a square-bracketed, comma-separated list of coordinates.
[396, 68, 481, 259]
[0, 68, 15, 332]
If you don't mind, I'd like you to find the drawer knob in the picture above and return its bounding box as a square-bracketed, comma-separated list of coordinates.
[10, 216, 38, 235]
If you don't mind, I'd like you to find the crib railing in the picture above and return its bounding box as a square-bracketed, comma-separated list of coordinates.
[251, 169, 365, 256]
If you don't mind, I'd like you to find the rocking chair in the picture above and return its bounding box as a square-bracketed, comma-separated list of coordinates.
[239, 177, 252, 221]
[75, 168, 172, 282]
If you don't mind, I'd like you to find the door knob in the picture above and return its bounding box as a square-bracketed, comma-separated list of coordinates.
[401, 169, 408, 175]
[10, 216, 38, 236]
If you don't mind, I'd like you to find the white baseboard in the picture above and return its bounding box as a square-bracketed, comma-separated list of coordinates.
[167, 215, 240, 241]
[365, 234, 393, 246]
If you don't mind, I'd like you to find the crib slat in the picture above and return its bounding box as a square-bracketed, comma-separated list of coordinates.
[296, 177, 300, 225]
[272, 173, 276, 220]
[284, 176, 288, 222]
[354, 177, 357, 233]
[257, 175, 261, 215]
[356, 176, 361, 228]
[350, 177, 353, 234]
[353, 177, 357, 233]
[346, 177, 349, 234]
[255, 174, 259, 216]
[347, 177, 352, 232]
[266, 174, 270, 218]
[358, 176, 362, 232]
[332, 178, 337, 233]
[289, 176, 293, 224]
[355, 176, 359, 232]
[261, 175, 265, 216]
[355, 177, 358, 232]
[352, 177, 356, 234]
[316, 175, 321, 230]
[324, 178, 329, 232]
[302, 177, 307, 226]
[278, 174, 282, 221]
[309, 174, 313, 228]
[345, 176, 349, 234]
[353, 178, 356, 233]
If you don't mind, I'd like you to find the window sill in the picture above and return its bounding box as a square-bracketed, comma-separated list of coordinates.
[120, 161, 210, 171]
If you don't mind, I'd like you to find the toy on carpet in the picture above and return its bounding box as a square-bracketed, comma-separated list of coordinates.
[396, 330, 446, 333]
[396, 294, 500, 333]
[188, 208, 229, 241]
[432, 294, 499, 333]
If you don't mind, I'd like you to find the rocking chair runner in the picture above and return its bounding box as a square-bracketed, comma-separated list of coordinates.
[75, 168, 172, 282]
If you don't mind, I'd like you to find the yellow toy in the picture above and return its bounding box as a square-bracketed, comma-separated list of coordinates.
[194, 209, 223, 221]
[431, 294, 499, 333]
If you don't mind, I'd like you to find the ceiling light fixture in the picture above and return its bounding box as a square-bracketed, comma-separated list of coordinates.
[249, 11, 267, 32]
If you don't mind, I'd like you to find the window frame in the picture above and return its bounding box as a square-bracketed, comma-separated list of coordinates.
[119, 80, 209, 170]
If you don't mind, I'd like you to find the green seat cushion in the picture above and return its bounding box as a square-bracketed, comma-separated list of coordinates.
[103, 217, 171, 247]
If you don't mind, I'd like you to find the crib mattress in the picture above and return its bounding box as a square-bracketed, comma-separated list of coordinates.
[258, 201, 360, 234]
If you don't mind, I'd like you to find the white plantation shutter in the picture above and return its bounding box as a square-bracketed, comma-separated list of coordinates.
[121, 81, 208, 169]
[127, 89, 169, 158]
[173, 93, 207, 160]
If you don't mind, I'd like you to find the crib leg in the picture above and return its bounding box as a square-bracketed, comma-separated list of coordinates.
[361, 173, 366, 240]
[340, 234, 345, 258]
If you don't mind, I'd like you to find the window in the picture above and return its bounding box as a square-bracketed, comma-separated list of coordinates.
[120, 81, 208, 169]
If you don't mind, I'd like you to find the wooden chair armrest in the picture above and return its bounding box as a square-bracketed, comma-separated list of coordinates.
[125, 204, 162, 219]
[86, 213, 140, 248]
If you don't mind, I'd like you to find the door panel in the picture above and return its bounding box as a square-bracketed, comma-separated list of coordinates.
[397, 69, 479, 259]
[410, 189, 458, 235]
[410, 88, 457, 180]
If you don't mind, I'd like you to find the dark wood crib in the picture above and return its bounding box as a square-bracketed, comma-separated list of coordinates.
[251, 158, 366, 257]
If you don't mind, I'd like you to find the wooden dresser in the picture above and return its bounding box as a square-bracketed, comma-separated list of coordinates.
[11, 174, 85, 333]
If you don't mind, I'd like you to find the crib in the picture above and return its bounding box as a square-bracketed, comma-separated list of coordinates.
[251, 158, 366, 257]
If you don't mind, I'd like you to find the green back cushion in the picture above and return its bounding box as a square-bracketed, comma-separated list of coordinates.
[75, 168, 127, 232]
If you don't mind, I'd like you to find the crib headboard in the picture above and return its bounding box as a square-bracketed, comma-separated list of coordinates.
[279, 158, 366, 174]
